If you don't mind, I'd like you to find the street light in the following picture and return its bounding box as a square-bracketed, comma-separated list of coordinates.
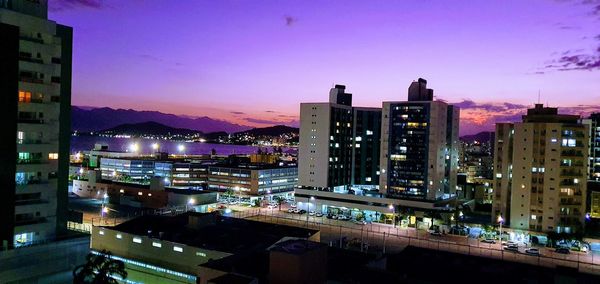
[388, 204, 396, 227]
[151, 143, 160, 152]
[129, 143, 139, 153]
[177, 144, 185, 155]
[187, 198, 196, 212]
[497, 215, 504, 242]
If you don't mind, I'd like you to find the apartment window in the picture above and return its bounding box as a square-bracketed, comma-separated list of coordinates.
[48, 153, 58, 160]
[561, 138, 576, 147]
[173, 246, 183, 252]
[19, 91, 32, 103]
[116, 234, 122, 239]
[133, 237, 142, 244]
[152, 242, 162, 248]
[98, 230, 105, 235]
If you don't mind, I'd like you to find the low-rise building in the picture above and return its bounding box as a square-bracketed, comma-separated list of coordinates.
[207, 164, 297, 203]
[90, 212, 319, 284]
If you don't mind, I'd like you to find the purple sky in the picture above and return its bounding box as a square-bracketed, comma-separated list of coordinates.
[50, 0, 600, 135]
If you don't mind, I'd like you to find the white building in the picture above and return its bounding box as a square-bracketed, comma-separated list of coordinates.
[493, 104, 589, 233]
[0, 0, 72, 249]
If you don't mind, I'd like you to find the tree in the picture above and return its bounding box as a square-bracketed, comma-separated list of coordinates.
[73, 250, 127, 284]
[273, 196, 285, 211]
[211, 148, 217, 155]
[225, 188, 235, 203]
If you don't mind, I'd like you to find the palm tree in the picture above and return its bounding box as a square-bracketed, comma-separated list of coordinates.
[73, 250, 127, 284]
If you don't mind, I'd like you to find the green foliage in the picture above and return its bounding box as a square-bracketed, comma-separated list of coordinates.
[73, 250, 127, 284]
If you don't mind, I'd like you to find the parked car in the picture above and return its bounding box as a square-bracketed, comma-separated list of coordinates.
[337, 215, 350, 221]
[316, 212, 324, 217]
[555, 247, 571, 254]
[504, 244, 519, 252]
[481, 239, 496, 244]
[267, 205, 276, 209]
[309, 211, 316, 216]
[290, 203, 297, 208]
[299, 209, 307, 214]
[430, 231, 442, 237]
[326, 214, 334, 219]
[287, 208, 294, 213]
[292, 209, 301, 214]
[525, 248, 540, 256]
[352, 220, 367, 225]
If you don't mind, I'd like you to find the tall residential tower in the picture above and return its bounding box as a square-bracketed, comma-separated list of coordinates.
[0, 0, 72, 249]
[493, 104, 588, 233]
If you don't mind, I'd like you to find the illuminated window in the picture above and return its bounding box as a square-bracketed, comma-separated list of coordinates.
[196, 252, 206, 257]
[98, 230, 104, 235]
[152, 242, 162, 248]
[173, 246, 183, 252]
[116, 234, 122, 239]
[48, 153, 58, 160]
[18, 91, 32, 103]
[133, 237, 142, 244]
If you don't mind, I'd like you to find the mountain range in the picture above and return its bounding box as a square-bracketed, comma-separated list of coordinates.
[72, 106, 251, 133]
[459, 131, 495, 144]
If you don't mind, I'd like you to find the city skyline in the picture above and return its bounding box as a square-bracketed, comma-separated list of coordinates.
[51, 0, 600, 135]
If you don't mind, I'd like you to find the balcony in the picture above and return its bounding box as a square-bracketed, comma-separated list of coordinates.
[19, 56, 44, 64]
[17, 139, 43, 145]
[17, 118, 45, 124]
[561, 150, 583, 157]
[15, 199, 47, 206]
[561, 170, 583, 177]
[16, 178, 46, 186]
[19, 35, 44, 44]
[19, 76, 44, 84]
[17, 159, 44, 165]
[14, 217, 47, 226]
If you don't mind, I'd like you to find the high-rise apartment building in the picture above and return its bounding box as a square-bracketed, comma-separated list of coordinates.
[588, 113, 600, 181]
[298, 85, 355, 191]
[493, 104, 588, 233]
[297, 79, 458, 223]
[379, 78, 459, 201]
[0, 0, 72, 249]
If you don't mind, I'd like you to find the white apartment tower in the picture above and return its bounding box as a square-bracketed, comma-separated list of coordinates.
[1, 0, 72, 249]
[493, 104, 588, 233]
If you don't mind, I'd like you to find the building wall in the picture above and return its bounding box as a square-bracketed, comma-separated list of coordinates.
[492, 123, 514, 225]
[498, 117, 589, 233]
[91, 227, 231, 283]
[351, 107, 381, 186]
[298, 103, 331, 188]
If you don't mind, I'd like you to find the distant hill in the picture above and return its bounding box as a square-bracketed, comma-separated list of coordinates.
[460, 131, 495, 144]
[235, 125, 299, 136]
[98, 121, 201, 136]
[72, 106, 251, 133]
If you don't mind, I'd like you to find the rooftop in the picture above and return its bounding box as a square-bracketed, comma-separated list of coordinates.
[107, 212, 318, 254]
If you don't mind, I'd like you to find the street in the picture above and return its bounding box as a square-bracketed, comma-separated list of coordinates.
[233, 206, 600, 275]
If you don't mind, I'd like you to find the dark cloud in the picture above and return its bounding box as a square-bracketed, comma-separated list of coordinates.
[265, 110, 277, 113]
[49, 0, 106, 11]
[543, 2, 600, 71]
[231, 111, 245, 115]
[284, 15, 298, 27]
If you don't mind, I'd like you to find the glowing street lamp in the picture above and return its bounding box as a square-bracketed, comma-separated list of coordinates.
[177, 144, 185, 154]
[129, 143, 139, 153]
[151, 143, 160, 151]
[497, 215, 504, 242]
[187, 198, 196, 212]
